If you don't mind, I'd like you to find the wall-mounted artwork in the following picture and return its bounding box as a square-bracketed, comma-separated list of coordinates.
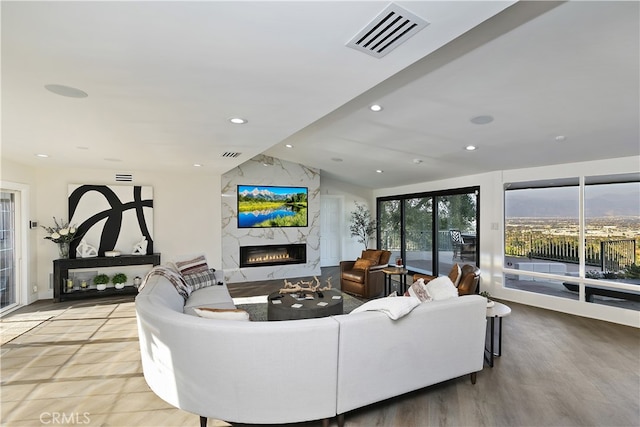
[237, 185, 308, 228]
[68, 185, 154, 258]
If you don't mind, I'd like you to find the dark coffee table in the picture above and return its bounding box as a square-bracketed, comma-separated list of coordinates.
[267, 289, 344, 321]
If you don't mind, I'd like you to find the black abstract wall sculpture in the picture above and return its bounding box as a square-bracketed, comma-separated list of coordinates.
[68, 185, 154, 258]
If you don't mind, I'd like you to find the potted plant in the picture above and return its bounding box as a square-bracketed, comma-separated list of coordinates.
[480, 291, 494, 308]
[112, 273, 127, 290]
[349, 202, 376, 250]
[94, 274, 109, 291]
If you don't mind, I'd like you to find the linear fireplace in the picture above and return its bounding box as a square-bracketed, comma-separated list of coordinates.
[239, 244, 307, 268]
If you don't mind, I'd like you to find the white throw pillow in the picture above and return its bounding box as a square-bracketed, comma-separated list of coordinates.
[349, 296, 420, 320]
[425, 276, 458, 301]
[194, 307, 250, 321]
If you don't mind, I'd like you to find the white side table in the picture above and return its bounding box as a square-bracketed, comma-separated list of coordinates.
[485, 301, 511, 367]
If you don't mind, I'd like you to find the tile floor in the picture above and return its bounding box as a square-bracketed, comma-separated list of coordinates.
[1, 297, 230, 427]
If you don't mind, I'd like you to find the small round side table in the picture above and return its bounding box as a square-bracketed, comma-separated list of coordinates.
[485, 301, 511, 367]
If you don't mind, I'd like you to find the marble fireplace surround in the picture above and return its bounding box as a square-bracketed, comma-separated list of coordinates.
[221, 155, 321, 284]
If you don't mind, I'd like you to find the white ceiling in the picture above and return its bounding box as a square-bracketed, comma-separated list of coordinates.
[2, 1, 639, 189]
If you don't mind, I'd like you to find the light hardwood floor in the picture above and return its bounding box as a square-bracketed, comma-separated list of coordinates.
[1, 268, 638, 427]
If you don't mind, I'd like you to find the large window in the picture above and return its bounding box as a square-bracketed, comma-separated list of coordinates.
[378, 187, 478, 278]
[504, 174, 639, 311]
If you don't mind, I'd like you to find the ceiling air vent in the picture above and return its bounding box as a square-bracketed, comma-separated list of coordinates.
[346, 3, 429, 58]
[115, 173, 133, 182]
[222, 152, 241, 158]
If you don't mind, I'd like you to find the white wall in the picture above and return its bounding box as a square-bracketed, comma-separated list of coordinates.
[2, 160, 222, 300]
[320, 176, 374, 261]
[0, 159, 39, 305]
[373, 156, 640, 327]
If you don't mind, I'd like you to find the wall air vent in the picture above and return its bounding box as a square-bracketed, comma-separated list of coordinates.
[346, 3, 429, 58]
[115, 173, 133, 182]
[222, 152, 242, 158]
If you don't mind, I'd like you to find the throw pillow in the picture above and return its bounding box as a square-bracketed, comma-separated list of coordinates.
[142, 265, 191, 300]
[183, 269, 218, 292]
[350, 295, 420, 320]
[407, 278, 431, 302]
[353, 258, 374, 270]
[425, 276, 458, 301]
[194, 307, 250, 321]
[175, 254, 209, 276]
[449, 263, 462, 287]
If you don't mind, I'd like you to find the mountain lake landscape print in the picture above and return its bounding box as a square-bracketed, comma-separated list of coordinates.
[237, 185, 308, 228]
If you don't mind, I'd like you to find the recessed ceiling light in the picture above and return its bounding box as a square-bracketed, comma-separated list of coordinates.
[370, 104, 383, 112]
[470, 115, 493, 125]
[229, 117, 247, 124]
[555, 135, 567, 141]
[285, 144, 293, 148]
[413, 158, 423, 164]
[193, 163, 202, 167]
[44, 84, 88, 98]
[36, 153, 49, 158]
[376, 169, 384, 173]
[465, 145, 477, 151]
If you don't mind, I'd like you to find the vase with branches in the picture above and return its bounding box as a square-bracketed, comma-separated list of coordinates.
[349, 202, 376, 250]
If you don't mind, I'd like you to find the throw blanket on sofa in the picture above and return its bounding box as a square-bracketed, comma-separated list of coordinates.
[140, 265, 191, 300]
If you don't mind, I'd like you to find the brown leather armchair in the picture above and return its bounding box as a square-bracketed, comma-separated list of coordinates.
[413, 264, 481, 296]
[340, 249, 392, 299]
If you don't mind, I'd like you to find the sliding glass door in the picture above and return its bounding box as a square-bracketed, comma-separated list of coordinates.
[436, 192, 478, 275]
[0, 191, 17, 310]
[404, 197, 433, 274]
[379, 199, 401, 267]
[378, 187, 479, 277]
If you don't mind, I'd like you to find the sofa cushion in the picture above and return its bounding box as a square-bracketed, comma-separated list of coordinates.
[342, 269, 365, 284]
[425, 276, 458, 301]
[353, 258, 374, 270]
[361, 250, 382, 264]
[175, 254, 209, 275]
[183, 285, 235, 316]
[194, 307, 250, 321]
[350, 295, 420, 320]
[378, 251, 391, 265]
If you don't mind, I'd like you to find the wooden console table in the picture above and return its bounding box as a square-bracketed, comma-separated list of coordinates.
[53, 253, 161, 302]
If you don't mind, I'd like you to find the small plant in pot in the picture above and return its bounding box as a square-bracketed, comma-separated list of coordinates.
[480, 291, 494, 308]
[94, 274, 110, 291]
[112, 273, 127, 290]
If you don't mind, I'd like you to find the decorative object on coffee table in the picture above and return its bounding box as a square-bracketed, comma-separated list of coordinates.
[278, 276, 333, 295]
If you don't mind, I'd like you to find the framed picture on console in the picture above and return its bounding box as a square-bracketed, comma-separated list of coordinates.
[237, 185, 308, 228]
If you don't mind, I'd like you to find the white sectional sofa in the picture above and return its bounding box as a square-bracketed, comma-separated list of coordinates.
[135, 270, 487, 426]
